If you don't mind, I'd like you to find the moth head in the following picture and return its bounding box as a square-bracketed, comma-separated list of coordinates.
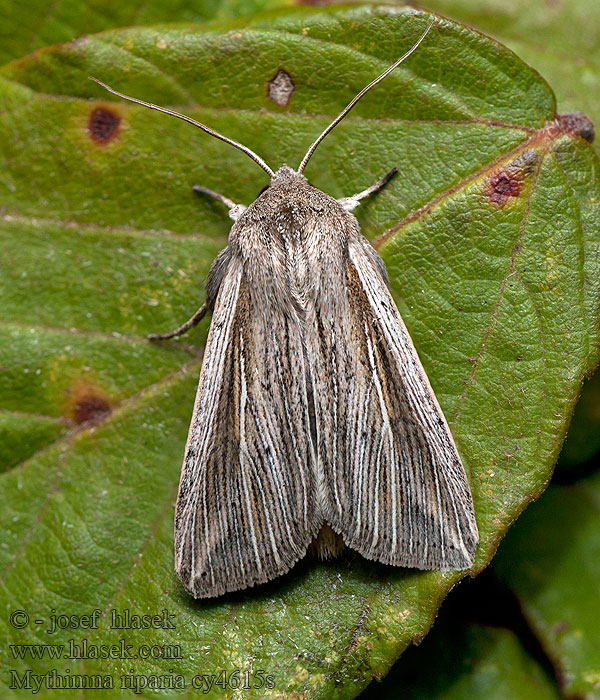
[88, 19, 433, 182]
[270, 164, 305, 186]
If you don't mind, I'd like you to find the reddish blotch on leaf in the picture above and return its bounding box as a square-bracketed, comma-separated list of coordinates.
[88, 107, 121, 144]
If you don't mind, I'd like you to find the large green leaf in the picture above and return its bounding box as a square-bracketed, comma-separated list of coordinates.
[1, 6, 599, 698]
[494, 470, 600, 700]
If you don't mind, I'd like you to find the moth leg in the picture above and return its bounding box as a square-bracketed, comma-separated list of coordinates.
[148, 303, 208, 341]
[337, 168, 398, 211]
[192, 185, 247, 221]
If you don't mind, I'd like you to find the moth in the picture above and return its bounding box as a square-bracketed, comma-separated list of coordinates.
[91, 19, 478, 599]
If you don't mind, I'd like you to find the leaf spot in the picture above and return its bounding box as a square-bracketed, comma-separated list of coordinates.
[488, 170, 522, 205]
[485, 150, 540, 207]
[74, 393, 111, 424]
[88, 107, 121, 144]
[267, 69, 295, 107]
[65, 379, 112, 424]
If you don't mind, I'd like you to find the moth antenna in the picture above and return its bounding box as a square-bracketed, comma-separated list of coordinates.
[297, 18, 435, 175]
[88, 77, 274, 177]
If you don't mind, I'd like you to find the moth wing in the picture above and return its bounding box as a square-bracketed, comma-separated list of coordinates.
[315, 237, 478, 569]
[175, 256, 320, 598]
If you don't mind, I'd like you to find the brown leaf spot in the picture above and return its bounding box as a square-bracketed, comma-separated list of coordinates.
[74, 394, 111, 424]
[488, 170, 522, 205]
[65, 379, 112, 425]
[487, 150, 539, 206]
[88, 107, 121, 144]
[267, 69, 295, 107]
[557, 112, 595, 143]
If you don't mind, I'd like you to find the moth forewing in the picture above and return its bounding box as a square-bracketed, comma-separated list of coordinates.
[173, 258, 240, 596]
[344, 238, 478, 568]
[175, 232, 323, 598]
[299, 202, 478, 571]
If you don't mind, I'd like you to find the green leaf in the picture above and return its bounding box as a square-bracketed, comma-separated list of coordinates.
[0, 0, 294, 66]
[493, 470, 600, 700]
[1, 6, 599, 698]
[422, 0, 600, 156]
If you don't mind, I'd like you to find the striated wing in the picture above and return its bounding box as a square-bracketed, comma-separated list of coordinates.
[310, 236, 478, 569]
[174, 256, 320, 598]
